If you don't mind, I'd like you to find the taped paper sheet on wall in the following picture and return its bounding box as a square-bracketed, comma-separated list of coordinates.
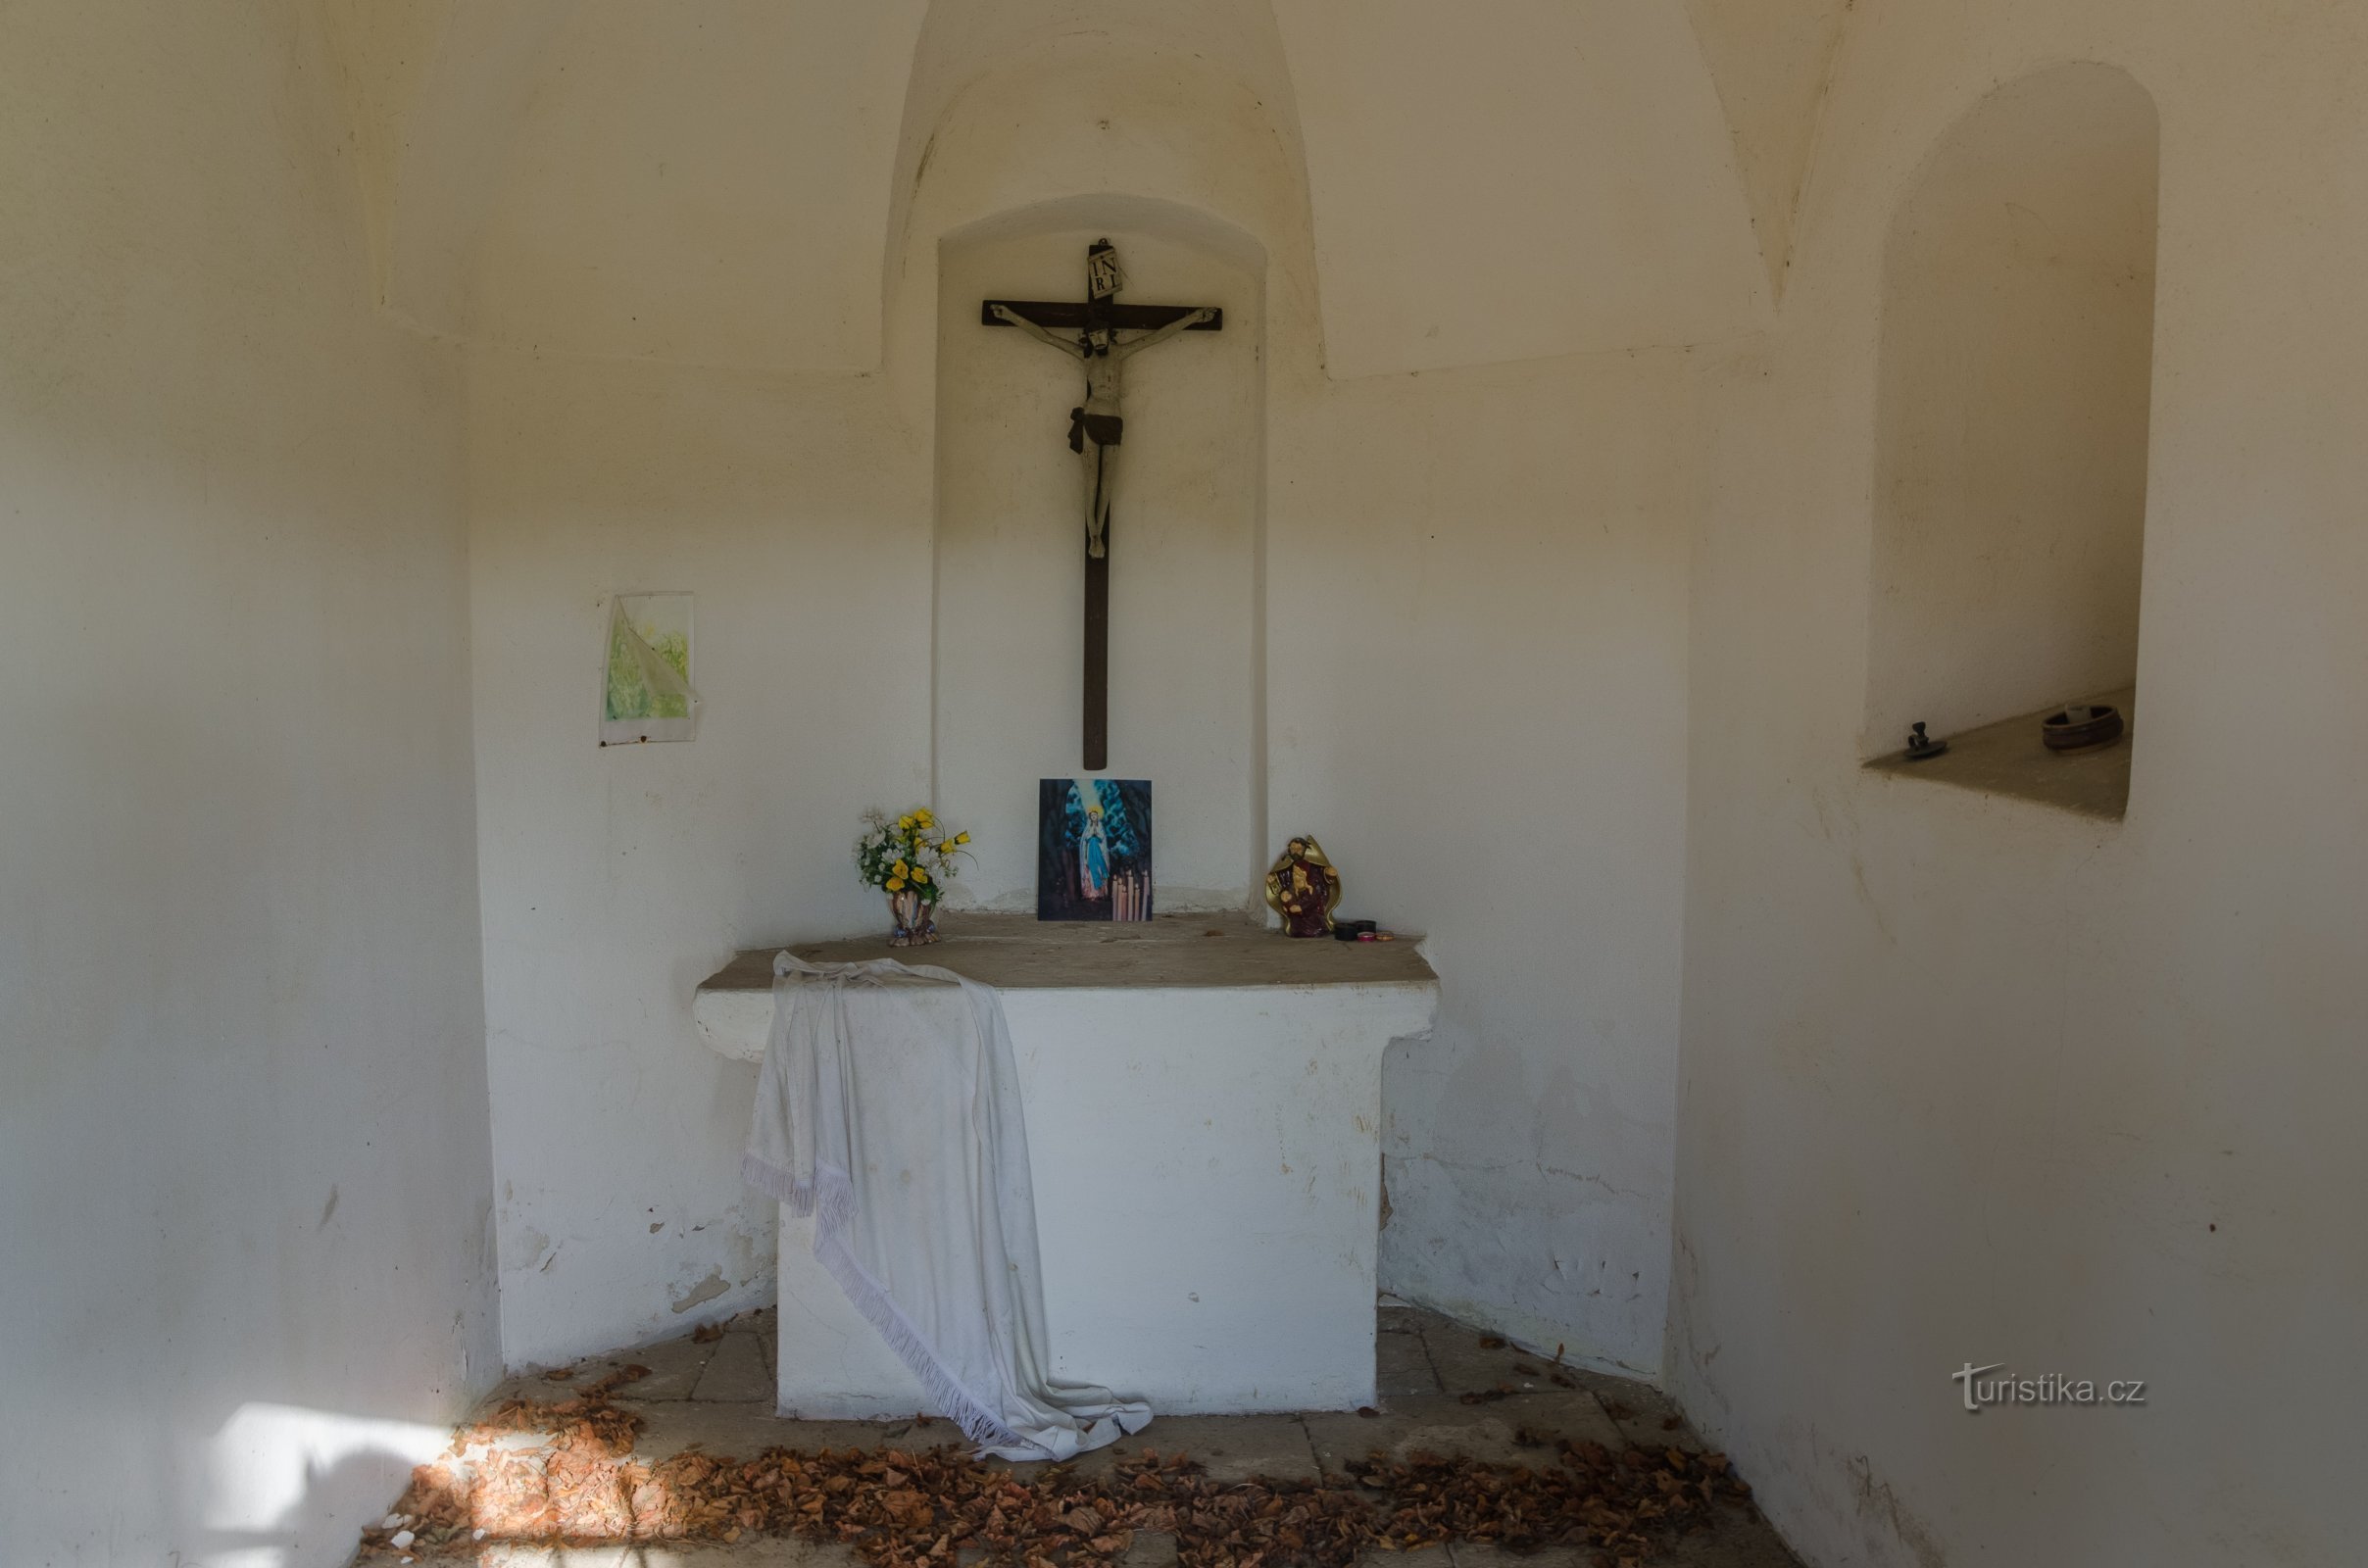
[602, 592, 698, 745]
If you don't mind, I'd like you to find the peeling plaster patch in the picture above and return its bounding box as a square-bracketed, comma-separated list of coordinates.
[669, 1268, 730, 1314]
[506, 1225, 554, 1273]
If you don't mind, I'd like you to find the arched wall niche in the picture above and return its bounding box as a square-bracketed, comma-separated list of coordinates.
[931, 196, 1268, 909]
[887, 32, 1320, 912]
[881, 0, 1307, 339]
[878, 41, 1319, 390]
[1865, 62, 2160, 770]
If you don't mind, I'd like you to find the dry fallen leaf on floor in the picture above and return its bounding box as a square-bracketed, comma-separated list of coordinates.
[1477, 1336, 1506, 1349]
[1659, 1416, 1681, 1432]
[1550, 1371, 1578, 1389]
[1603, 1401, 1635, 1421]
[542, 1366, 576, 1381]
[1357, 1407, 1380, 1419]
[692, 1322, 726, 1344]
[356, 1383, 1755, 1568]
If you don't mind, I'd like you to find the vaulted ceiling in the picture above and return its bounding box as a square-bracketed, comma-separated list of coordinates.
[315, 0, 1850, 377]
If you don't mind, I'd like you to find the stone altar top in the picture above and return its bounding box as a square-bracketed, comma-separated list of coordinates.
[697, 910, 1435, 995]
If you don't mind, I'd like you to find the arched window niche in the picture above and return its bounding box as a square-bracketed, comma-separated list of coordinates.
[1865, 63, 2160, 819]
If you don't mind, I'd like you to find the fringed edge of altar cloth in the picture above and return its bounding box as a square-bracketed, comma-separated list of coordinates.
[744, 951, 1152, 1464]
[743, 1150, 1027, 1454]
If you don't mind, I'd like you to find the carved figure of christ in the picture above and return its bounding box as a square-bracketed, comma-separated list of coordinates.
[983, 239, 1221, 769]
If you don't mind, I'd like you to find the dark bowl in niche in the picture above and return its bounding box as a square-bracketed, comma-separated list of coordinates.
[2042, 703, 2125, 752]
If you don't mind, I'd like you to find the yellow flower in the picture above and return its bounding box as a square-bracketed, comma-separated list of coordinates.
[892, 859, 909, 877]
[886, 877, 906, 892]
[955, 831, 970, 845]
[915, 808, 934, 826]
[913, 867, 930, 884]
[898, 814, 914, 829]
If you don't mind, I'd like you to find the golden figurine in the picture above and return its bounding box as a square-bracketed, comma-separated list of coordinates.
[1264, 836, 1343, 938]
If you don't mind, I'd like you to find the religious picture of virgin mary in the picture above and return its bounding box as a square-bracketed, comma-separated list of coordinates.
[1037, 779, 1153, 921]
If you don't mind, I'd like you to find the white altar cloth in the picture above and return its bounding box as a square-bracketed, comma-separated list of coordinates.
[696, 913, 1439, 1417]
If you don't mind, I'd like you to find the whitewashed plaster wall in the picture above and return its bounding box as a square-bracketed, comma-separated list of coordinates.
[1671, 5, 2368, 1565]
[463, 7, 1719, 1383]
[467, 31, 1315, 1368]
[0, 5, 498, 1566]
[466, 1, 927, 371]
[317, 0, 929, 368]
[466, 354, 927, 1366]
[1266, 351, 1697, 1374]
[1273, 0, 1768, 376]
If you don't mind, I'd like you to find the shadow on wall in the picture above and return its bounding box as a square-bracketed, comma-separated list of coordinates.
[196, 1401, 451, 1567]
[1865, 62, 2160, 752]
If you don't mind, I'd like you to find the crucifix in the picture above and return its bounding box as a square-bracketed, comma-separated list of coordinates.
[983, 239, 1221, 770]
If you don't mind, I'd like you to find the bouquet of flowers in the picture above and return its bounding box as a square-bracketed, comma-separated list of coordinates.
[855, 807, 971, 906]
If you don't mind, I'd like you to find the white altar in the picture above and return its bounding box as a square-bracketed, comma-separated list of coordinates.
[694, 912, 1438, 1417]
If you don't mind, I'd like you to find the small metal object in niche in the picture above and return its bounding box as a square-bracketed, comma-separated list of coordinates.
[1903, 721, 1949, 761]
[2042, 703, 2125, 753]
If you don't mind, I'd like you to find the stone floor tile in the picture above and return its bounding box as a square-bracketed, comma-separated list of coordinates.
[472, 1544, 858, 1568]
[470, 1370, 570, 1411]
[1558, 1368, 1700, 1448]
[692, 1331, 774, 1402]
[1657, 1511, 1809, 1567]
[1305, 1390, 1621, 1477]
[472, 1547, 633, 1568]
[1118, 1530, 1178, 1568]
[1402, 1390, 1624, 1447]
[1305, 1402, 1531, 1475]
[619, 1543, 863, 1568]
[606, 1334, 718, 1402]
[1447, 1544, 1592, 1568]
[1419, 1328, 1582, 1402]
[1054, 1414, 1318, 1485]
[626, 1403, 941, 1464]
[1377, 1332, 1441, 1396]
[743, 1307, 778, 1378]
[1377, 1303, 1431, 1337]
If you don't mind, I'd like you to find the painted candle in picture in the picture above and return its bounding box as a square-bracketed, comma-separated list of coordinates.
[1037, 779, 1153, 921]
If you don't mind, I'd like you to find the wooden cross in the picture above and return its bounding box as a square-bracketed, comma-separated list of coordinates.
[983, 240, 1222, 770]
